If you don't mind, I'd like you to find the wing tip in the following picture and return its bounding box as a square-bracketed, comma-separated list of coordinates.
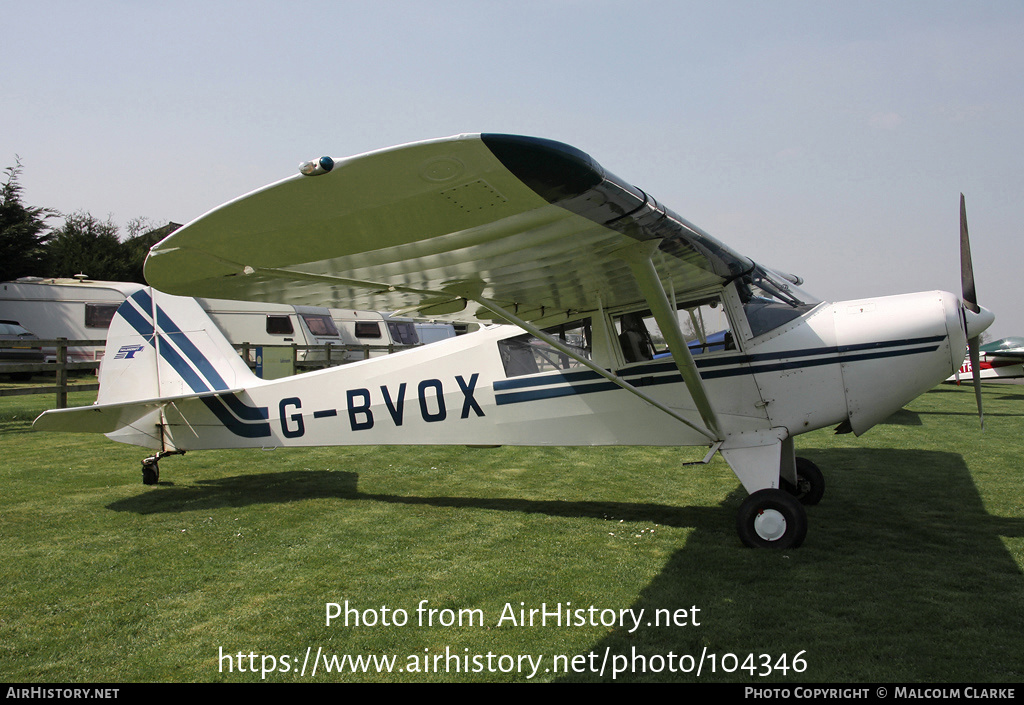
[481, 133, 603, 202]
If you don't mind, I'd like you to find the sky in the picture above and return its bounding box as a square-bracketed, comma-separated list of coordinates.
[4, 1, 1023, 338]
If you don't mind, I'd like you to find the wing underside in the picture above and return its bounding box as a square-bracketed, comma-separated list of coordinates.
[144, 134, 752, 322]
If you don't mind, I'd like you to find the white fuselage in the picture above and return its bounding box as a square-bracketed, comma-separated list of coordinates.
[106, 286, 967, 454]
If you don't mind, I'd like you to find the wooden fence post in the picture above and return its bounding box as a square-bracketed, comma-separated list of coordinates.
[56, 338, 68, 409]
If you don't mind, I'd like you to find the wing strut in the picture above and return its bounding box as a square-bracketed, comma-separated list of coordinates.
[463, 291, 720, 443]
[616, 240, 723, 440]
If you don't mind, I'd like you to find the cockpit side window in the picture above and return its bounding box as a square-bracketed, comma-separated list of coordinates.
[735, 265, 820, 338]
[498, 319, 592, 378]
[614, 296, 736, 363]
[618, 311, 655, 363]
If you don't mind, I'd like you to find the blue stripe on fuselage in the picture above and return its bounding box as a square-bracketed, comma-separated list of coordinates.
[494, 336, 945, 405]
[200, 396, 272, 437]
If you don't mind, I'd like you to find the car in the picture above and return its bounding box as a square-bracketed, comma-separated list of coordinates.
[0, 320, 44, 381]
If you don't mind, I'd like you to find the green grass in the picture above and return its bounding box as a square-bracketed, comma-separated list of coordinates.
[1, 384, 1022, 682]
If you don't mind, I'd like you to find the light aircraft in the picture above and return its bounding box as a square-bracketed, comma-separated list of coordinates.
[950, 337, 1024, 382]
[33, 134, 994, 549]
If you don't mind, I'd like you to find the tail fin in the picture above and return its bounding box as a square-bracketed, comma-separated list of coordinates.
[98, 287, 257, 405]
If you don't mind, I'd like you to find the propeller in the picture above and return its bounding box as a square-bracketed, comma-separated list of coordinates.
[960, 193, 984, 428]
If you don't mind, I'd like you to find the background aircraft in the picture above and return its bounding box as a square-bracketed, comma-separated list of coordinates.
[950, 336, 1024, 382]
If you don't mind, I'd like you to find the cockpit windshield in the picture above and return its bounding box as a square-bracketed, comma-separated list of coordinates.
[735, 264, 821, 338]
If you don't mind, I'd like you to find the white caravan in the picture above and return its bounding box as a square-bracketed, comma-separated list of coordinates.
[413, 321, 457, 345]
[329, 309, 404, 362]
[197, 298, 342, 366]
[0, 277, 343, 369]
[0, 277, 145, 362]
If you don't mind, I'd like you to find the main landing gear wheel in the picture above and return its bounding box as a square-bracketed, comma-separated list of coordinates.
[737, 489, 807, 549]
[782, 457, 825, 506]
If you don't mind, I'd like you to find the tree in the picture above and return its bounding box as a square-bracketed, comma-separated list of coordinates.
[43, 213, 179, 283]
[0, 158, 53, 281]
[119, 219, 181, 284]
[46, 211, 132, 281]
[2, 158, 174, 284]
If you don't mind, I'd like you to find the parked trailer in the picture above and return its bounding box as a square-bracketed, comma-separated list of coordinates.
[196, 298, 343, 366]
[0, 277, 144, 363]
[330, 309, 408, 362]
[0, 278, 409, 374]
[413, 321, 457, 344]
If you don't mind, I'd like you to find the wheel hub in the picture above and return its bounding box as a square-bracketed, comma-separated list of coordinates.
[753, 508, 787, 541]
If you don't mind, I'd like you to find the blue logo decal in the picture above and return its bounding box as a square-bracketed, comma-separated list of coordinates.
[115, 344, 146, 360]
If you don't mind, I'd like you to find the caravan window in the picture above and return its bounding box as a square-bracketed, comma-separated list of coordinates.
[85, 304, 119, 329]
[354, 321, 382, 339]
[387, 320, 418, 345]
[498, 319, 592, 378]
[301, 314, 340, 337]
[266, 315, 294, 335]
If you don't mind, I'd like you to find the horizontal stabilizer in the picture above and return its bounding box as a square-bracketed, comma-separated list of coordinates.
[33, 388, 247, 434]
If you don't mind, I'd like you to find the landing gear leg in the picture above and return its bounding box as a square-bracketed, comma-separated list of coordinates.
[782, 457, 825, 506]
[720, 429, 810, 548]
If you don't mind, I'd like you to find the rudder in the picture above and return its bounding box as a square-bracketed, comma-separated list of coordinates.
[98, 288, 258, 405]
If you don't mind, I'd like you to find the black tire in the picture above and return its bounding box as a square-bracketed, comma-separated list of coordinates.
[782, 457, 825, 506]
[142, 461, 159, 486]
[737, 489, 807, 549]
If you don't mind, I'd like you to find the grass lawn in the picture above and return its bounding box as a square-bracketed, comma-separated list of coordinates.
[1, 383, 1021, 682]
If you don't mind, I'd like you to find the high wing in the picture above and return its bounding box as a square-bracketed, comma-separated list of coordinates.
[144, 134, 753, 322]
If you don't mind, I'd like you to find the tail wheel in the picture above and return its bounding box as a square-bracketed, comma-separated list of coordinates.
[141, 458, 159, 485]
[782, 457, 825, 506]
[737, 489, 807, 549]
